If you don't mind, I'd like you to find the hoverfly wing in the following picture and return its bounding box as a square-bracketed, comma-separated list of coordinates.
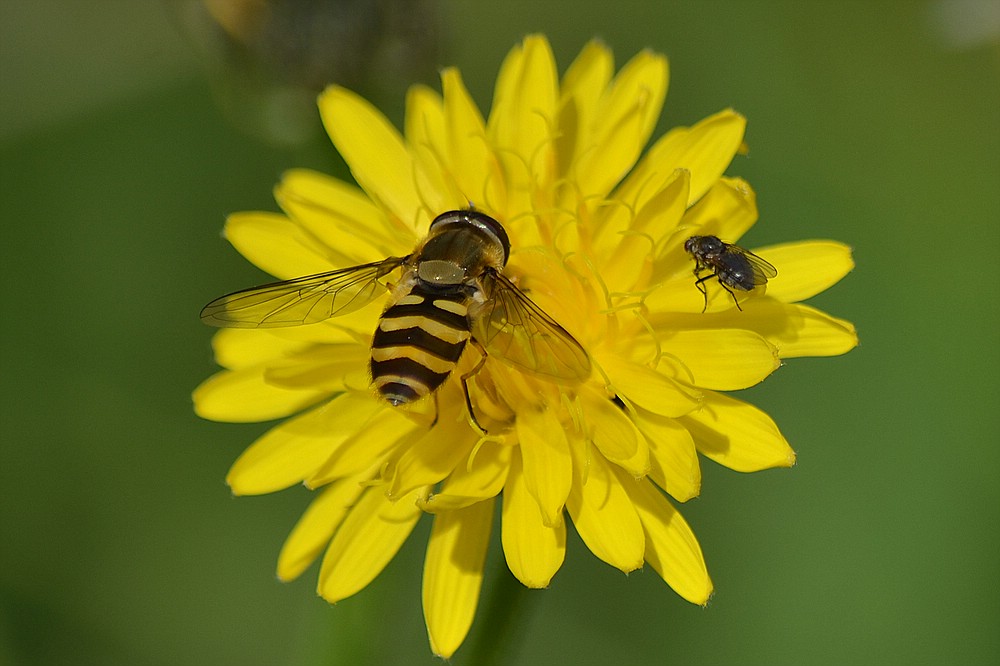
[201, 257, 406, 328]
[472, 271, 591, 382]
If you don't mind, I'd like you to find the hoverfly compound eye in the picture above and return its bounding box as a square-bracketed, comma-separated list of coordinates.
[429, 210, 511, 265]
[465, 211, 510, 264]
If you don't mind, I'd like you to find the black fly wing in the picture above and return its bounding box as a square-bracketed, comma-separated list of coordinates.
[735, 246, 778, 283]
[471, 270, 591, 382]
[201, 257, 407, 328]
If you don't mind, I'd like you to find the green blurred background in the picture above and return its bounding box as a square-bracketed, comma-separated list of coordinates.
[2, 1, 997, 664]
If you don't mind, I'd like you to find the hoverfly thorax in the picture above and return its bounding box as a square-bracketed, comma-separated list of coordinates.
[413, 210, 510, 287]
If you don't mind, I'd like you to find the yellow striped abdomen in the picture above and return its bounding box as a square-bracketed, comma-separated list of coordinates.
[370, 287, 471, 405]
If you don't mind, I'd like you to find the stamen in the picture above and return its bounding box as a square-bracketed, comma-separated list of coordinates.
[630, 306, 663, 367]
[466, 433, 506, 473]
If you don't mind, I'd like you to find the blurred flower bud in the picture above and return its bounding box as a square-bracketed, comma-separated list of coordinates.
[170, 0, 442, 146]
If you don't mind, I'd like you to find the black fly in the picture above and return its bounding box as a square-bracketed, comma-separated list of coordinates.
[684, 235, 777, 312]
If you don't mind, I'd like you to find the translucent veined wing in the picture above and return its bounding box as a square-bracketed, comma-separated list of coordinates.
[734, 245, 778, 282]
[471, 270, 591, 382]
[201, 257, 407, 328]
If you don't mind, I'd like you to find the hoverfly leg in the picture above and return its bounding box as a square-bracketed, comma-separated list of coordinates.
[460, 340, 490, 434]
[429, 392, 440, 429]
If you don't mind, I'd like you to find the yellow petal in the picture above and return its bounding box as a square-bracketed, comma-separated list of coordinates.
[683, 175, 759, 240]
[643, 274, 750, 314]
[752, 240, 855, 303]
[601, 169, 690, 289]
[277, 471, 372, 582]
[516, 405, 573, 526]
[275, 168, 407, 261]
[501, 449, 566, 587]
[317, 486, 423, 602]
[423, 499, 494, 658]
[648, 328, 780, 390]
[572, 49, 668, 199]
[224, 211, 337, 280]
[261, 343, 369, 391]
[225, 392, 383, 495]
[385, 416, 477, 500]
[632, 409, 701, 502]
[419, 442, 511, 513]
[318, 86, 436, 231]
[566, 449, 644, 573]
[405, 84, 466, 211]
[209, 328, 314, 370]
[405, 83, 445, 154]
[597, 112, 746, 251]
[623, 109, 746, 207]
[557, 39, 614, 176]
[581, 387, 650, 477]
[193, 366, 327, 423]
[307, 409, 420, 487]
[598, 352, 702, 418]
[441, 68, 505, 210]
[680, 391, 796, 472]
[768, 304, 858, 358]
[622, 473, 712, 604]
[677, 301, 858, 359]
[488, 35, 558, 214]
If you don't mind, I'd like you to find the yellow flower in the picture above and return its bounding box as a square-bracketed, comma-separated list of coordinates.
[194, 35, 857, 658]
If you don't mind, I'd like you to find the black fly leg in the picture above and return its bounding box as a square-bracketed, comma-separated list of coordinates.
[720, 281, 743, 311]
[694, 269, 743, 311]
[693, 270, 714, 313]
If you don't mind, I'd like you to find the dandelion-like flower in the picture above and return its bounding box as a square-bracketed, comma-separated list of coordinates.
[194, 35, 857, 657]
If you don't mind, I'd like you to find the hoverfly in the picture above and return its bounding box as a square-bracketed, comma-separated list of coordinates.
[201, 210, 591, 429]
[684, 235, 777, 312]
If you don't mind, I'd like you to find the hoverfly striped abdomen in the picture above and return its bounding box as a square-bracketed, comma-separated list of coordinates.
[370, 286, 473, 405]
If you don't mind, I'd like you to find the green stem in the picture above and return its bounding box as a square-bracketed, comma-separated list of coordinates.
[462, 563, 535, 666]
